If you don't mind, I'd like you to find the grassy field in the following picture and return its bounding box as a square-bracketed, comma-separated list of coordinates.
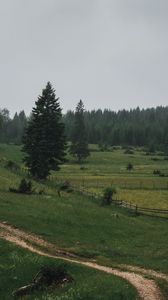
[52, 146, 168, 212]
[0, 239, 138, 300]
[0, 143, 168, 299]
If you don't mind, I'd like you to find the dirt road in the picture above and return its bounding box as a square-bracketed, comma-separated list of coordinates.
[0, 222, 166, 300]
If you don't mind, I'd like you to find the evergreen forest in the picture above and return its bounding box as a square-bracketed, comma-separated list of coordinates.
[1, 105, 168, 150]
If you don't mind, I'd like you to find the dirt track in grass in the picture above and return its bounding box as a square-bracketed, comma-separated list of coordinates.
[0, 222, 167, 300]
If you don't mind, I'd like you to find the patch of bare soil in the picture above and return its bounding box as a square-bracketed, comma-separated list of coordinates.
[0, 222, 165, 300]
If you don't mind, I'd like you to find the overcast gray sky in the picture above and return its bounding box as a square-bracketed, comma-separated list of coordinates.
[0, 0, 168, 115]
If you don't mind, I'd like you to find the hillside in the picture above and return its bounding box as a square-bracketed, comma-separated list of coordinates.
[0, 144, 168, 299]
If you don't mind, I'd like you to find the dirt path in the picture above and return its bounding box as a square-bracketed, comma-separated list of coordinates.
[120, 264, 168, 282]
[0, 222, 166, 300]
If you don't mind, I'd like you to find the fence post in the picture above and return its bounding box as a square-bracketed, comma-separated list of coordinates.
[135, 205, 138, 215]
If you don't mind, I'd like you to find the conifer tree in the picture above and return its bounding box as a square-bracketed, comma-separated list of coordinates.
[22, 82, 66, 179]
[70, 100, 90, 163]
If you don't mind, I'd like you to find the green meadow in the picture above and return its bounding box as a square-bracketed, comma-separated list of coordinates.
[0, 239, 138, 300]
[54, 146, 168, 211]
[0, 143, 168, 299]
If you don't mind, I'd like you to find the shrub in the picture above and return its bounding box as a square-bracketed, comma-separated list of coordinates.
[153, 169, 161, 175]
[38, 188, 45, 195]
[153, 170, 168, 177]
[126, 163, 133, 171]
[34, 265, 72, 286]
[18, 179, 32, 193]
[159, 173, 166, 177]
[124, 149, 134, 154]
[98, 143, 112, 152]
[5, 160, 20, 172]
[59, 181, 73, 193]
[112, 146, 121, 150]
[9, 178, 33, 194]
[13, 265, 73, 298]
[80, 166, 87, 170]
[102, 187, 117, 205]
[59, 180, 70, 191]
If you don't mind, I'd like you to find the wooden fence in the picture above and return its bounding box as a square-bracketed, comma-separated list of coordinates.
[110, 200, 168, 216]
[72, 185, 168, 217]
[12, 170, 168, 217]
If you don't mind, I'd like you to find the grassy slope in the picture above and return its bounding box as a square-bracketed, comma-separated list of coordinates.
[0, 240, 138, 300]
[0, 144, 167, 274]
[0, 186, 167, 273]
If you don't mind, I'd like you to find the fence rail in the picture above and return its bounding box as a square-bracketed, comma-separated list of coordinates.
[5, 166, 168, 217]
[71, 185, 168, 217]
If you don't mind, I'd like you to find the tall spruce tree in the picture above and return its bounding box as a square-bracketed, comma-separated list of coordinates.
[22, 82, 66, 179]
[70, 100, 90, 163]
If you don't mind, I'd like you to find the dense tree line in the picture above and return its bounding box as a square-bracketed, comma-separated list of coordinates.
[64, 106, 168, 150]
[1, 105, 168, 151]
[0, 109, 27, 144]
